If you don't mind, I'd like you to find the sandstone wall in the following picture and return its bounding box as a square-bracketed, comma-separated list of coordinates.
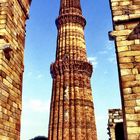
[109, 0, 140, 139]
[108, 109, 123, 140]
[0, 0, 30, 139]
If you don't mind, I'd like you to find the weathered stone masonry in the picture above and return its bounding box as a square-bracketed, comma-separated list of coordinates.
[48, 0, 97, 140]
[109, 0, 140, 139]
[108, 109, 124, 140]
[0, 0, 31, 139]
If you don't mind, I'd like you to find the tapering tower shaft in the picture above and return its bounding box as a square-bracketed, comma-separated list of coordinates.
[48, 0, 97, 140]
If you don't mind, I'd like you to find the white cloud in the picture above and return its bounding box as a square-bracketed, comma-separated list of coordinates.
[105, 41, 113, 51]
[107, 53, 116, 64]
[24, 99, 50, 113]
[36, 74, 43, 79]
[108, 57, 115, 63]
[27, 71, 33, 77]
[99, 50, 108, 54]
[99, 41, 114, 55]
[26, 71, 44, 79]
[97, 40, 117, 64]
[103, 71, 108, 75]
[88, 57, 98, 68]
[96, 115, 106, 121]
[21, 99, 50, 140]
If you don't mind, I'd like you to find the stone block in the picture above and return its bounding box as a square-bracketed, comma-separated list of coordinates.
[119, 63, 133, 69]
[135, 107, 140, 113]
[113, 15, 129, 22]
[120, 69, 132, 76]
[119, 51, 140, 57]
[115, 25, 125, 30]
[127, 126, 140, 134]
[135, 39, 140, 45]
[127, 121, 138, 127]
[121, 74, 136, 84]
[125, 107, 135, 114]
[131, 45, 140, 51]
[119, 1, 131, 6]
[126, 114, 138, 121]
[118, 46, 129, 52]
[124, 94, 136, 100]
[136, 99, 140, 106]
[135, 56, 140, 62]
[136, 74, 140, 80]
[132, 68, 139, 74]
[123, 88, 132, 94]
[133, 87, 140, 93]
[119, 56, 134, 63]
[1, 90, 9, 98]
[127, 134, 140, 140]
[111, 30, 132, 36]
[124, 100, 136, 107]
[133, 0, 140, 4]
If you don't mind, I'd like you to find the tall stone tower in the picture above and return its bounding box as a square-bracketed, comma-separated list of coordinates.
[109, 0, 140, 139]
[0, 0, 31, 139]
[48, 0, 97, 140]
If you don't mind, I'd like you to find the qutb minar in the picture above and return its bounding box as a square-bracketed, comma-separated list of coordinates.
[48, 0, 97, 139]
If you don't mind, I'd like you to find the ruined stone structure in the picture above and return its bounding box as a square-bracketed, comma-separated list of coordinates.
[48, 0, 97, 139]
[109, 0, 140, 139]
[108, 109, 124, 140]
[0, 0, 31, 139]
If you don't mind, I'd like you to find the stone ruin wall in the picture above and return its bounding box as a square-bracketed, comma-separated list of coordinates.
[0, 0, 31, 139]
[109, 0, 140, 139]
[108, 109, 123, 140]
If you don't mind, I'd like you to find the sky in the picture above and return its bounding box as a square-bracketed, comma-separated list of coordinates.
[21, 0, 122, 140]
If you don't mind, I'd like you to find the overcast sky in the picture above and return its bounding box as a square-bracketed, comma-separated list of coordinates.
[21, 0, 121, 139]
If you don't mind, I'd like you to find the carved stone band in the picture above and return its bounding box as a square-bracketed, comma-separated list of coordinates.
[56, 14, 86, 28]
[50, 60, 93, 78]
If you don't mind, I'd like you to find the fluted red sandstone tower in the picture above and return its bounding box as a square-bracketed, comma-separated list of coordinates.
[0, 0, 31, 139]
[48, 0, 97, 140]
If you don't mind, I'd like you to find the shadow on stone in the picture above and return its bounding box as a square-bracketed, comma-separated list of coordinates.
[115, 122, 124, 140]
[127, 23, 140, 40]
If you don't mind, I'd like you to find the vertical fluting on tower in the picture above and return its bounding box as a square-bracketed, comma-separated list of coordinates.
[48, 0, 97, 140]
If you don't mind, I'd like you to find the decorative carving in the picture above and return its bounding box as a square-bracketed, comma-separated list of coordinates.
[56, 14, 86, 29]
[64, 85, 69, 101]
[50, 60, 93, 78]
[64, 110, 69, 121]
[50, 98, 94, 109]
